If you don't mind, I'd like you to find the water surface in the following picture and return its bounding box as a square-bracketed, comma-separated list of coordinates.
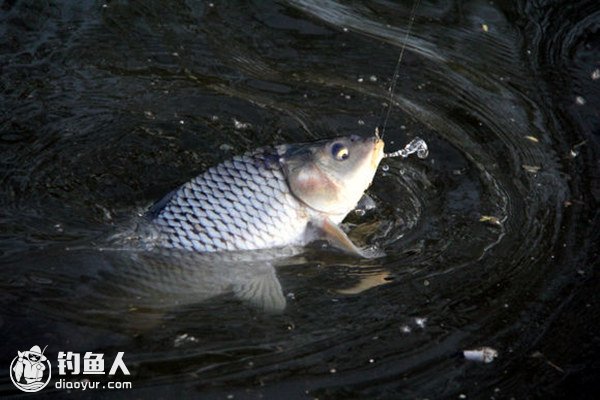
[1, 0, 598, 398]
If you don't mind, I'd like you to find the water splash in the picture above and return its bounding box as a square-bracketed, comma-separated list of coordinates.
[384, 137, 429, 159]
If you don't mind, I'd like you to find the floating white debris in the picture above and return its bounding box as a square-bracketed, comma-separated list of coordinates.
[174, 333, 198, 347]
[414, 317, 427, 328]
[463, 347, 498, 363]
[96, 204, 113, 221]
[479, 215, 502, 227]
[482, 24, 489, 32]
[524, 135, 539, 143]
[569, 149, 578, 158]
[592, 69, 600, 80]
[569, 140, 586, 159]
[522, 164, 541, 173]
[219, 143, 233, 151]
[233, 118, 251, 130]
[369, 75, 377, 82]
[400, 325, 411, 333]
[575, 96, 586, 105]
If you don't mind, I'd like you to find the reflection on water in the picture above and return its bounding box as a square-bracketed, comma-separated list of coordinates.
[0, 0, 598, 398]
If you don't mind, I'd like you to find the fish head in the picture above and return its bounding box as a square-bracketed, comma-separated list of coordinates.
[282, 134, 384, 216]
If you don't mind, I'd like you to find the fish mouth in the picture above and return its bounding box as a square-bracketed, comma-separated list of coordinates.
[371, 137, 385, 169]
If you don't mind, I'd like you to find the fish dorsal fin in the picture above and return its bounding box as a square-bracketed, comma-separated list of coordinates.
[233, 268, 286, 313]
[145, 186, 180, 219]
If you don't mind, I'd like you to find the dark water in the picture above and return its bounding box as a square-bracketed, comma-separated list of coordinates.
[1, 0, 599, 398]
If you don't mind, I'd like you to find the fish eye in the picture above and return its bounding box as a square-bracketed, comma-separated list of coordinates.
[331, 143, 349, 161]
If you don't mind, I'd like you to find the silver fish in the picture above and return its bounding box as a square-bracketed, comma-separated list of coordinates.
[147, 134, 385, 256]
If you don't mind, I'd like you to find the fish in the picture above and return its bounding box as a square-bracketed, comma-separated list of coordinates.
[13, 352, 23, 382]
[146, 134, 385, 257]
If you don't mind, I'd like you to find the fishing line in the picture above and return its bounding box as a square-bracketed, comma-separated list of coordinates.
[379, 0, 421, 139]
[375, 0, 428, 160]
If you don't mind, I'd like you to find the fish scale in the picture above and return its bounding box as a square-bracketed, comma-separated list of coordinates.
[152, 146, 309, 252]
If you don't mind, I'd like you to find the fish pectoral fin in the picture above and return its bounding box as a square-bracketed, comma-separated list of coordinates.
[317, 218, 370, 258]
[233, 268, 286, 314]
